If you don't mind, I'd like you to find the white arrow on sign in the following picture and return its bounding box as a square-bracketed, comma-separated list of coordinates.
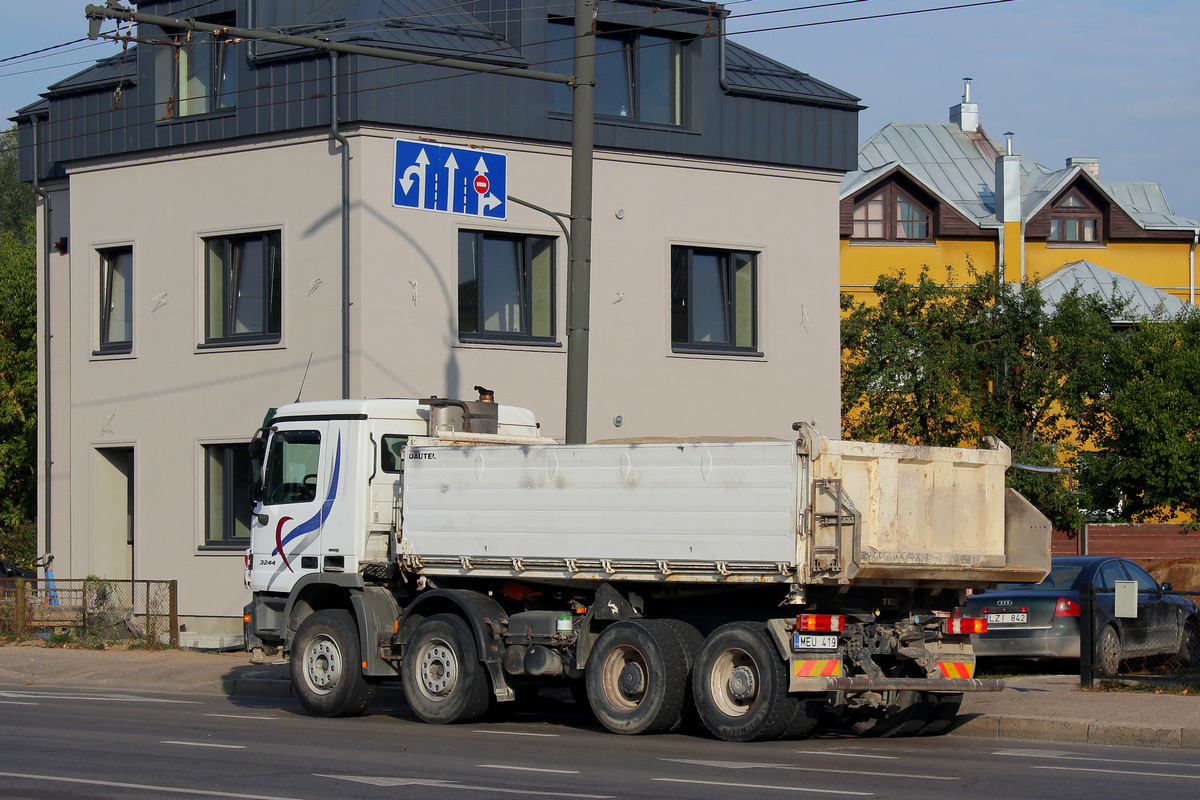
[444, 151, 460, 212]
[398, 148, 430, 208]
[479, 193, 502, 214]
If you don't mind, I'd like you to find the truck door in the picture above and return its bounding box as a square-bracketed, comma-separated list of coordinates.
[254, 425, 329, 591]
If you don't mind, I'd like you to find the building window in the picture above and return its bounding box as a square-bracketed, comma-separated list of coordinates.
[164, 15, 238, 118]
[670, 246, 758, 354]
[98, 247, 133, 354]
[203, 231, 281, 346]
[204, 443, 252, 547]
[458, 231, 556, 343]
[1048, 193, 1101, 242]
[851, 186, 932, 241]
[547, 20, 683, 125]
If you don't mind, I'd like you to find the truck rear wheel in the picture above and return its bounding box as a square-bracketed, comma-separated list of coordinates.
[918, 692, 963, 736]
[291, 609, 377, 717]
[586, 620, 688, 734]
[845, 665, 933, 738]
[693, 622, 817, 742]
[403, 613, 492, 724]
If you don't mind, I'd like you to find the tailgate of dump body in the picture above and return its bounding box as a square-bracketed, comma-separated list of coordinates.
[399, 439, 803, 583]
[798, 425, 1051, 586]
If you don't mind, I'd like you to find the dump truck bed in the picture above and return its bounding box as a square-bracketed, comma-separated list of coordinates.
[398, 430, 1050, 586]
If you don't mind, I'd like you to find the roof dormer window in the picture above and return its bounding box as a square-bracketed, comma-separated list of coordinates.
[852, 186, 931, 241]
[1049, 192, 1100, 243]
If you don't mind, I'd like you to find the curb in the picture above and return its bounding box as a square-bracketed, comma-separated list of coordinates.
[950, 712, 1200, 750]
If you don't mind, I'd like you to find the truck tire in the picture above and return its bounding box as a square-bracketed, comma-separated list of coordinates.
[402, 613, 492, 724]
[656, 619, 705, 731]
[291, 609, 377, 717]
[692, 622, 814, 742]
[918, 692, 963, 736]
[586, 620, 688, 735]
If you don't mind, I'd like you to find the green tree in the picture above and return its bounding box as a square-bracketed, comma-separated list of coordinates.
[0, 127, 35, 241]
[0, 126, 37, 567]
[840, 266, 985, 448]
[841, 268, 1125, 530]
[1080, 309, 1200, 523]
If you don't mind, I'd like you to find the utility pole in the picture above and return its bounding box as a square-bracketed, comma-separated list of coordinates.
[85, 1, 596, 442]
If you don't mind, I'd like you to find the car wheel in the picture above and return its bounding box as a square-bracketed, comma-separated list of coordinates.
[291, 609, 377, 717]
[586, 620, 689, 735]
[1096, 625, 1122, 676]
[402, 613, 492, 724]
[1178, 619, 1200, 667]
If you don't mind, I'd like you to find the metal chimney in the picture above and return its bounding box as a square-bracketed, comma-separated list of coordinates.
[950, 77, 979, 132]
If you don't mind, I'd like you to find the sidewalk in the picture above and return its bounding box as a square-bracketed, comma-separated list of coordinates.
[1, 643, 1197, 749]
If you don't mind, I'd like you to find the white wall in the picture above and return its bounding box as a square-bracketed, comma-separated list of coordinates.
[51, 127, 842, 631]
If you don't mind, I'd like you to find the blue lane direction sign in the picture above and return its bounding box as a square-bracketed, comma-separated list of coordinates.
[393, 139, 507, 219]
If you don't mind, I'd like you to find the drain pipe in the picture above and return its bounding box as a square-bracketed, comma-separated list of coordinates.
[330, 53, 351, 399]
[31, 117, 52, 555]
[1190, 230, 1197, 306]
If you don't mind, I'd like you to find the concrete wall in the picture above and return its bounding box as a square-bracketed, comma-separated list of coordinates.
[48, 127, 843, 632]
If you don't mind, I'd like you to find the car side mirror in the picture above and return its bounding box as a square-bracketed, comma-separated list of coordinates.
[1161, 582, 1173, 593]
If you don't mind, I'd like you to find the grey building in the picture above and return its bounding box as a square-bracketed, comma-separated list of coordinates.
[15, 0, 859, 639]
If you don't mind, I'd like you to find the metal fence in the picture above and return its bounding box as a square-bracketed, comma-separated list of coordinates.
[1079, 585, 1200, 686]
[0, 578, 179, 647]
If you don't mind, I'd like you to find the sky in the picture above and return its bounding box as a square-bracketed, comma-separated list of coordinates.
[3, 0, 1198, 218]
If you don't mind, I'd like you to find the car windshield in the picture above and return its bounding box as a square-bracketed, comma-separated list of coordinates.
[998, 564, 1083, 591]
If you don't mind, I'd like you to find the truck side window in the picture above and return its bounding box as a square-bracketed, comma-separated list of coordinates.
[263, 430, 321, 505]
[380, 435, 407, 474]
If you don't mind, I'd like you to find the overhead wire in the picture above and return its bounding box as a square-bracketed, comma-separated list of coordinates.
[4, 0, 1012, 159]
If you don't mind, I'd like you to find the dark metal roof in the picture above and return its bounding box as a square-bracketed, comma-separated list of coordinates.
[722, 41, 860, 108]
[44, 48, 139, 95]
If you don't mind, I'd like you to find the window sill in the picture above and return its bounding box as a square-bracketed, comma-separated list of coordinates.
[455, 338, 563, 352]
[847, 240, 936, 247]
[91, 347, 134, 360]
[1046, 242, 1106, 248]
[669, 345, 764, 360]
[548, 111, 695, 135]
[197, 544, 249, 553]
[157, 109, 236, 125]
[196, 337, 284, 353]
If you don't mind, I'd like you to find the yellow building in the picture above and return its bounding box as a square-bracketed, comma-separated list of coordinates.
[839, 82, 1199, 304]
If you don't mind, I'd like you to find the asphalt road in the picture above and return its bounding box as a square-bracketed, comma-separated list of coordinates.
[1, 685, 1199, 800]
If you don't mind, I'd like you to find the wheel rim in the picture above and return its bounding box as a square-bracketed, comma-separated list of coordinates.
[418, 638, 460, 699]
[1099, 628, 1120, 674]
[304, 633, 342, 695]
[599, 644, 648, 711]
[708, 648, 759, 718]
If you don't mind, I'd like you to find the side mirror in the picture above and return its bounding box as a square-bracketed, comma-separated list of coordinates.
[1161, 582, 1173, 593]
[248, 428, 270, 503]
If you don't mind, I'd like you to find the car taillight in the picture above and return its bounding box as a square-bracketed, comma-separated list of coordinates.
[1054, 597, 1081, 617]
[945, 617, 987, 634]
[796, 614, 845, 632]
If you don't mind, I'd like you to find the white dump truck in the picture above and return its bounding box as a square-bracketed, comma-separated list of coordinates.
[244, 390, 1050, 741]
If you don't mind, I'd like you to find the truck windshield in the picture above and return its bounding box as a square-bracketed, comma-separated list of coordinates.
[263, 430, 321, 505]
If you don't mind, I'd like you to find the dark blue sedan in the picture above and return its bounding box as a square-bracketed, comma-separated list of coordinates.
[960, 556, 1199, 675]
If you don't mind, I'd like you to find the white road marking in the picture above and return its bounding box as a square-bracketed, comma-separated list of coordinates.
[472, 729, 559, 737]
[994, 749, 1200, 768]
[479, 764, 581, 774]
[660, 758, 957, 781]
[317, 774, 611, 797]
[653, 777, 871, 796]
[795, 751, 899, 760]
[0, 700, 37, 706]
[204, 713, 280, 720]
[162, 741, 247, 749]
[1033, 765, 1200, 781]
[0, 771, 308, 800]
[0, 689, 196, 704]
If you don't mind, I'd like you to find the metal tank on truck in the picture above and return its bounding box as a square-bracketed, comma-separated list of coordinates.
[244, 388, 1051, 741]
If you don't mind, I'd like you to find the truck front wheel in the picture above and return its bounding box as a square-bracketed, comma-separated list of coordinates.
[402, 613, 491, 724]
[291, 609, 377, 717]
[692, 622, 821, 742]
[586, 620, 688, 734]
